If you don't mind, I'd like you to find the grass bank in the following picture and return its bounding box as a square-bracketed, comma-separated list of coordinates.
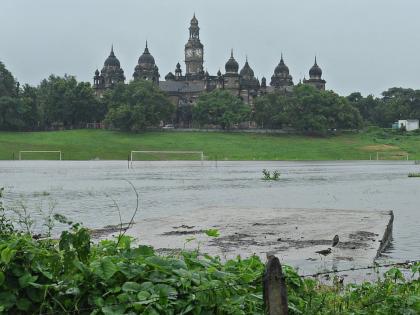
[1, 128, 420, 160]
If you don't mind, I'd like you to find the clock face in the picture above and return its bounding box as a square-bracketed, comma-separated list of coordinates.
[186, 49, 193, 58]
[186, 48, 202, 58]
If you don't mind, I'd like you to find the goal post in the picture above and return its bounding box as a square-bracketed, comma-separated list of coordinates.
[19, 151, 62, 161]
[130, 150, 204, 165]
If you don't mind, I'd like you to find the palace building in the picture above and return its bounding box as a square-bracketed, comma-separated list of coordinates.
[93, 15, 327, 125]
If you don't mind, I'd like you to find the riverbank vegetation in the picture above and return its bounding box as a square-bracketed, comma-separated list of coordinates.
[1, 127, 420, 160]
[0, 191, 419, 314]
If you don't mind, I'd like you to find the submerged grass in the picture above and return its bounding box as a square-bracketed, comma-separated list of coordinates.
[408, 173, 420, 177]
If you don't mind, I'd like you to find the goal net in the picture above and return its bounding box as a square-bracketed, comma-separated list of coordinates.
[19, 151, 62, 160]
[373, 151, 408, 161]
[130, 150, 204, 164]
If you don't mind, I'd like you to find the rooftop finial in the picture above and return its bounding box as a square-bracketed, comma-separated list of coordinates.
[281, 52, 284, 61]
[231, 48, 233, 58]
[314, 55, 317, 65]
[144, 40, 150, 54]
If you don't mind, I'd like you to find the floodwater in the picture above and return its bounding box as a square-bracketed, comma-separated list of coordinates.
[1, 160, 419, 266]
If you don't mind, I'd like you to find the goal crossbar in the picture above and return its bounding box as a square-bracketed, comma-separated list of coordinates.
[130, 150, 204, 163]
[19, 151, 62, 160]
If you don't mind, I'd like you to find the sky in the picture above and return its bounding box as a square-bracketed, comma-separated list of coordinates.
[1, 0, 420, 96]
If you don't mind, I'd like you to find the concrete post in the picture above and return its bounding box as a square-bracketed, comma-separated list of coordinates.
[263, 255, 288, 315]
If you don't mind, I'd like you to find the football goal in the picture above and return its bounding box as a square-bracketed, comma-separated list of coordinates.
[372, 151, 409, 161]
[130, 150, 204, 166]
[19, 151, 62, 161]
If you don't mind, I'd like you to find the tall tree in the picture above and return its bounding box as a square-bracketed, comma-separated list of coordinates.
[37, 75, 103, 128]
[253, 92, 291, 129]
[104, 80, 175, 131]
[0, 62, 18, 98]
[193, 90, 250, 129]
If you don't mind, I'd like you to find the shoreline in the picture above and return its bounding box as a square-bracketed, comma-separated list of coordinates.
[96, 207, 394, 282]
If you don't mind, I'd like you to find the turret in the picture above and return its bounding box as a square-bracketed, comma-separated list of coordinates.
[133, 41, 160, 84]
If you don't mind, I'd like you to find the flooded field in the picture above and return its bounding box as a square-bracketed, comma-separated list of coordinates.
[1, 160, 419, 267]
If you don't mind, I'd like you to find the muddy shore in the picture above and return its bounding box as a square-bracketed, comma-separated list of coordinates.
[97, 207, 393, 279]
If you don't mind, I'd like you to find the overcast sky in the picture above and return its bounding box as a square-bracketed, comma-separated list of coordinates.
[1, 0, 420, 96]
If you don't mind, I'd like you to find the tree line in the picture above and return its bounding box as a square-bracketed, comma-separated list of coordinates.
[1, 61, 419, 133]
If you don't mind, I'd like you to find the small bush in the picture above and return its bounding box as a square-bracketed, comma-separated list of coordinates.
[262, 169, 281, 180]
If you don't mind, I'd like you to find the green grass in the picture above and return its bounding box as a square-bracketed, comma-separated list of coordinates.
[408, 173, 420, 178]
[1, 129, 420, 160]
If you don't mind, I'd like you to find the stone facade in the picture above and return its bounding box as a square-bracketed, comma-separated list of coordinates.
[93, 15, 327, 124]
[93, 46, 125, 95]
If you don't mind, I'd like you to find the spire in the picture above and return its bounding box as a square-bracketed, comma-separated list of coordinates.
[281, 52, 283, 61]
[144, 41, 150, 54]
[110, 44, 115, 57]
[314, 55, 317, 66]
[231, 49, 234, 58]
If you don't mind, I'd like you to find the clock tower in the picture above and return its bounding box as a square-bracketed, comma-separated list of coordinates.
[185, 14, 204, 79]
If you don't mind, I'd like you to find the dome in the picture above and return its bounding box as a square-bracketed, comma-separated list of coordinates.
[240, 59, 255, 78]
[309, 57, 322, 78]
[104, 46, 121, 67]
[225, 50, 239, 73]
[137, 42, 155, 67]
[275, 55, 289, 75]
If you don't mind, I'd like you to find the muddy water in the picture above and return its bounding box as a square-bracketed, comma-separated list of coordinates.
[1, 160, 419, 265]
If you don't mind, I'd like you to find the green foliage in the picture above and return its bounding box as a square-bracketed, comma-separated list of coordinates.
[0, 224, 418, 314]
[37, 74, 105, 128]
[0, 188, 14, 237]
[348, 87, 420, 127]
[0, 97, 33, 131]
[205, 229, 220, 237]
[408, 173, 420, 178]
[262, 169, 280, 180]
[0, 62, 17, 98]
[254, 85, 363, 134]
[253, 92, 291, 129]
[193, 90, 251, 129]
[104, 80, 175, 131]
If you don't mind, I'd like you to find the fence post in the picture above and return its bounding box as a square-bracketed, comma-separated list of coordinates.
[263, 255, 288, 315]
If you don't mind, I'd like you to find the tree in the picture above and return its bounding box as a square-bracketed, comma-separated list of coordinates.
[0, 97, 30, 130]
[104, 80, 175, 131]
[289, 85, 362, 133]
[37, 75, 104, 128]
[0, 62, 18, 98]
[193, 90, 250, 129]
[253, 92, 291, 129]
